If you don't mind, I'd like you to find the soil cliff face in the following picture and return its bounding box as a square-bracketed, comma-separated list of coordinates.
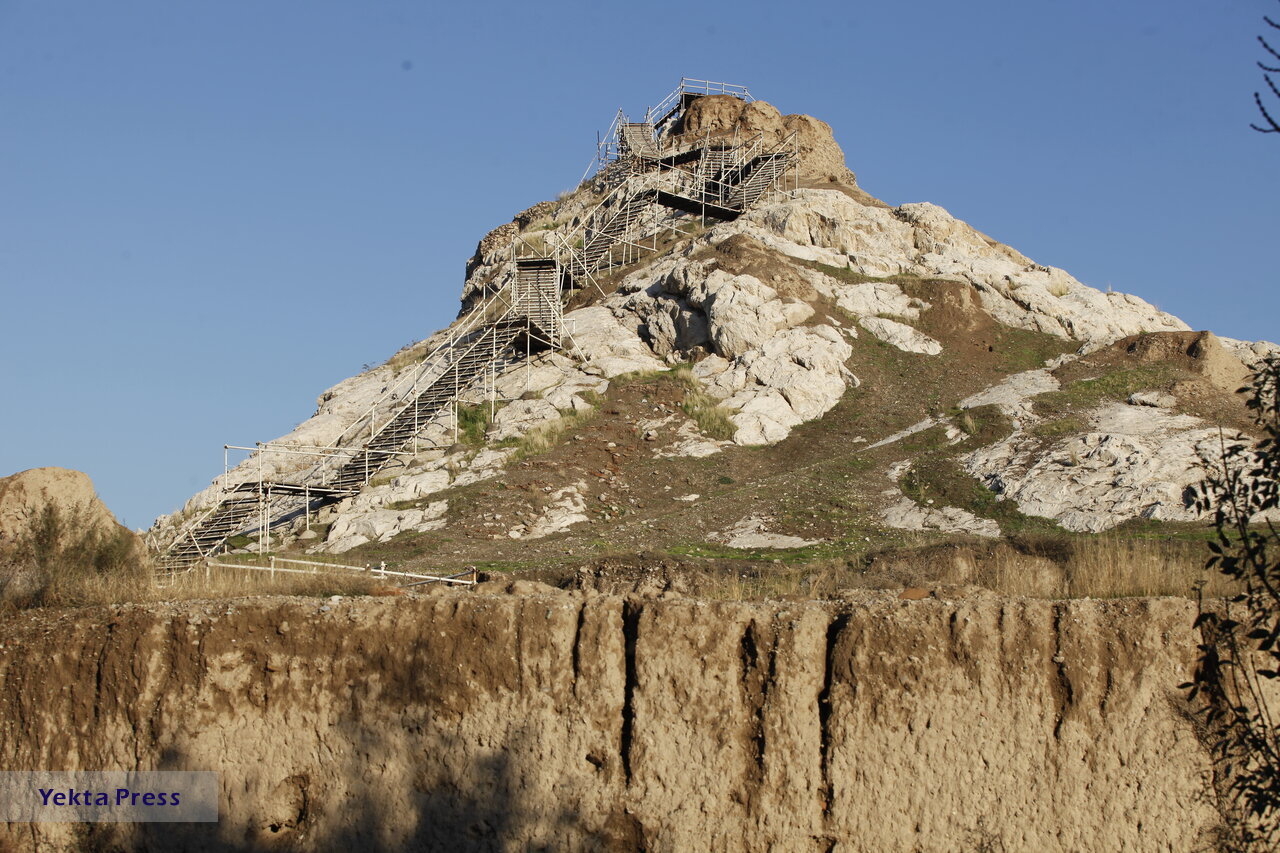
[0, 591, 1218, 851]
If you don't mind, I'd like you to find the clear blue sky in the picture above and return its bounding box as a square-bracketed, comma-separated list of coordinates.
[2, 0, 1277, 529]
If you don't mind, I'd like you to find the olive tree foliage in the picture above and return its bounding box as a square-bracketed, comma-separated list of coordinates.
[1186, 356, 1280, 849]
[1255, 2, 1280, 133]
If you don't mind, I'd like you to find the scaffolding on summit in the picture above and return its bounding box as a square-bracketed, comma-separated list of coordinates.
[154, 78, 799, 574]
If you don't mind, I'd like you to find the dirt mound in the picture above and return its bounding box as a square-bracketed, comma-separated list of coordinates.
[0, 467, 146, 606]
[1119, 330, 1251, 393]
[0, 467, 125, 553]
[674, 95, 857, 185]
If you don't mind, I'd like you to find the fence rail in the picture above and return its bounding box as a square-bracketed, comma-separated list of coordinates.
[203, 556, 478, 586]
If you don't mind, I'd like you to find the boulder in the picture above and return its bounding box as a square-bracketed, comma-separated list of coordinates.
[881, 494, 1002, 538]
[859, 317, 943, 355]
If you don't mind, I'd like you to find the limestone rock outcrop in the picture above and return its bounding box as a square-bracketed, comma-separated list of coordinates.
[671, 94, 858, 185]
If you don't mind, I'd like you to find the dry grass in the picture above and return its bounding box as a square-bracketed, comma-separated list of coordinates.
[861, 534, 1232, 600]
[1062, 536, 1233, 598]
[671, 365, 737, 441]
[507, 407, 599, 462]
[157, 563, 383, 601]
[1, 504, 151, 609]
[1, 506, 392, 610]
[697, 565, 848, 601]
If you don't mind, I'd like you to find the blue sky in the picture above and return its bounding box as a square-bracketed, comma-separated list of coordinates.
[2, 0, 1277, 529]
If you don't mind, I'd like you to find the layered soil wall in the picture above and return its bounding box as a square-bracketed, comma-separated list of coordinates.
[0, 590, 1219, 851]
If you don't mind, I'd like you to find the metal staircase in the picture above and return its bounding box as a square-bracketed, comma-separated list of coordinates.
[158, 281, 552, 571]
[161, 495, 266, 571]
[567, 189, 658, 280]
[326, 319, 524, 493]
[723, 149, 795, 211]
[619, 122, 659, 158]
[512, 257, 562, 347]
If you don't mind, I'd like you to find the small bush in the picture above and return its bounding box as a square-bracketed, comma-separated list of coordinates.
[456, 403, 495, 446]
[2, 504, 150, 608]
[671, 365, 737, 441]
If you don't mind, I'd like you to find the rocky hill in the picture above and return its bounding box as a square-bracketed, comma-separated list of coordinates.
[149, 88, 1277, 586]
[12, 84, 1280, 852]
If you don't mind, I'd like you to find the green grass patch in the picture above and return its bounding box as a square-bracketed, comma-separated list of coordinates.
[456, 403, 496, 446]
[1033, 366, 1175, 419]
[1032, 416, 1085, 439]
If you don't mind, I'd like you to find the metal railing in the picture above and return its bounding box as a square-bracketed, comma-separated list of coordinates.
[203, 555, 478, 586]
[647, 77, 753, 126]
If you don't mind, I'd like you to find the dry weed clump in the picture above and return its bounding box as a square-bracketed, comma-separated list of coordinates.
[508, 407, 599, 461]
[671, 365, 737, 441]
[1, 504, 150, 609]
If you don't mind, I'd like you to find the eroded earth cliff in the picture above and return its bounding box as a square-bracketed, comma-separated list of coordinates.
[0, 588, 1221, 851]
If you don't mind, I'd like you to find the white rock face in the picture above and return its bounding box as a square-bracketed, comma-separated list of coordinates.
[823, 279, 927, 321]
[880, 494, 1002, 538]
[964, 402, 1226, 532]
[959, 369, 1062, 420]
[488, 399, 562, 442]
[565, 306, 666, 378]
[611, 253, 856, 447]
[323, 501, 448, 554]
[712, 516, 820, 549]
[718, 326, 853, 445]
[721, 190, 1189, 347]
[858, 316, 943, 355]
[491, 352, 610, 411]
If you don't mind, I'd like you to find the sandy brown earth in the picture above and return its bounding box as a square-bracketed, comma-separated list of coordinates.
[0, 588, 1224, 851]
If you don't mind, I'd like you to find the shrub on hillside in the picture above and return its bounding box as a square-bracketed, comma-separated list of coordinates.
[0, 504, 150, 608]
[1186, 354, 1280, 849]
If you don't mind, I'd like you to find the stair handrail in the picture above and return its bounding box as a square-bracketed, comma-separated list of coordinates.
[309, 313, 524, 490]
[647, 78, 753, 127]
[556, 175, 638, 256]
[156, 489, 233, 559]
[323, 277, 520, 456]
